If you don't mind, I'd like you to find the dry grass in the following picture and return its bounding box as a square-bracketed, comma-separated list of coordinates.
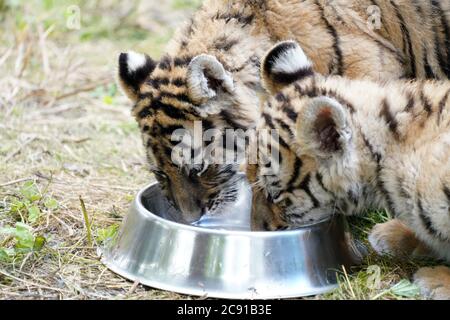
[0, 0, 198, 300]
[0, 0, 441, 300]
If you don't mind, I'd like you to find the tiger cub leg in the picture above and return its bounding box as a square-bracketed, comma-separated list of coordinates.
[368, 219, 432, 258]
[414, 266, 450, 300]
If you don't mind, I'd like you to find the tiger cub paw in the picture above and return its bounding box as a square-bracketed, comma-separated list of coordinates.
[414, 266, 450, 300]
[368, 219, 429, 258]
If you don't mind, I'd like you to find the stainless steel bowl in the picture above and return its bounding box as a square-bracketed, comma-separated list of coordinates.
[99, 177, 363, 299]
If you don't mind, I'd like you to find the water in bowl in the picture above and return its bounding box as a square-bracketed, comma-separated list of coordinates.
[140, 175, 252, 231]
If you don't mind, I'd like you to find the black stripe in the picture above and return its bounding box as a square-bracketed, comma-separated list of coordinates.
[391, 0, 416, 78]
[180, 39, 188, 48]
[380, 98, 400, 139]
[404, 91, 415, 112]
[214, 12, 254, 27]
[362, 133, 382, 163]
[315, 172, 330, 194]
[159, 92, 193, 105]
[433, 28, 449, 78]
[158, 55, 172, 70]
[323, 89, 356, 113]
[171, 78, 187, 87]
[148, 77, 170, 89]
[423, 47, 436, 79]
[274, 118, 294, 136]
[296, 84, 356, 113]
[152, 99, 188, 120]
[214, 36, 239, 52]
[419, 89, 433, 116]
[220, 110, 247, 130]
[315, 0, 343, 75]
[397, 176, 411, 199]
[227, 54, 259, 73]
[262, 113, 275, 130]
[287, 158, 302, 187]
[369, 0, 378, 7]
[271, 68, 314, 85]
[174, 56, 192, 67]
[282, 105, 298, 122]
[367, 0, 406, 65]
[183, 18, 195, 40]
[412, 0, 423, 14]
[158, 124, 184, 136]
[413, 1, 433, 79]
[443, 185, 450, 203]
[277, 135, 289, 150]
[137, 106, 153, 119]
[275, 92, 288, 102]
[202, 119, 214, 133]
[362, 131, 396, 215]
[137, 91, 153, 100]
[375, 39, 406, 67]
[438, 88, 450, 123]
[431, 0, 450, 78]
[243, 80, 261, 91]
[294, 83, 316, 98]
[298, 173, 320, 208]
[158, 56, 172, 70]
[162, 145, 173, 158]
[417, 197, 449, 242]
[267, 144, 281, 167]
[376, 164, 397, 217]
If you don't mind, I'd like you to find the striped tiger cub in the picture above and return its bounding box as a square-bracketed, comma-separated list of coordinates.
[247, 40, 450, 299]
[118, 0, 450, 224]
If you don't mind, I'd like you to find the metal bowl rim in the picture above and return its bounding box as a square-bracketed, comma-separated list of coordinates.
[136, 181, 333, 237]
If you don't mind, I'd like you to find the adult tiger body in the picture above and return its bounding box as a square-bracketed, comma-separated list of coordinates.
[246, 40, 450, 299]
[118, 0, 450, 223]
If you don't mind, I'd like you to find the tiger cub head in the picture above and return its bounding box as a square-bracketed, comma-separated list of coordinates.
[118, 51, 257, 223]
[249, 41, 358, 231]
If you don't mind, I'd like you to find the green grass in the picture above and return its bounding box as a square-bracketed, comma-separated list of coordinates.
[0, 0, 197, 300]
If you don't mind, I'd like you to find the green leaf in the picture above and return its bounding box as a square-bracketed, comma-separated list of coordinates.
[44, 197, 58, 210]
[107, 83, 117, 97]
[103, 95, 114, 105]
[96, 224, 119, 244]
[27, 205, 41, 223]
[13, 222, 35, 250]
[20, 181, 41, 202]
[41, 0, 54, 10]
[0, 223, 35, 251]
[0, 226, 17, 236]
[33, 236, 46, 251]
[0, 248, 15, 262]
[390, 279, 420, 298]
[10, 198, 25, 213]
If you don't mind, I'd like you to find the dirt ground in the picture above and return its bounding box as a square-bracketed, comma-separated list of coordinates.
[0, 0, 441, 300]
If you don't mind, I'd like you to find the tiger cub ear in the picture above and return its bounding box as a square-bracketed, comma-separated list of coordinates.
[187, 54, 234, 107]
[296, 96, 352, 159]
[261, 41, 314, 94]
[118, 51, 156, 102]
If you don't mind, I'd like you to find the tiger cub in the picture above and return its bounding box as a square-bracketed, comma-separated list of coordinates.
[247, 40, 450, 299]
[118, 0, 450, 224]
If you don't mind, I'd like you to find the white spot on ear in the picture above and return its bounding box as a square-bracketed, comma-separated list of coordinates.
[126, 51, 147, 73]
[272, 42, 312, 74]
